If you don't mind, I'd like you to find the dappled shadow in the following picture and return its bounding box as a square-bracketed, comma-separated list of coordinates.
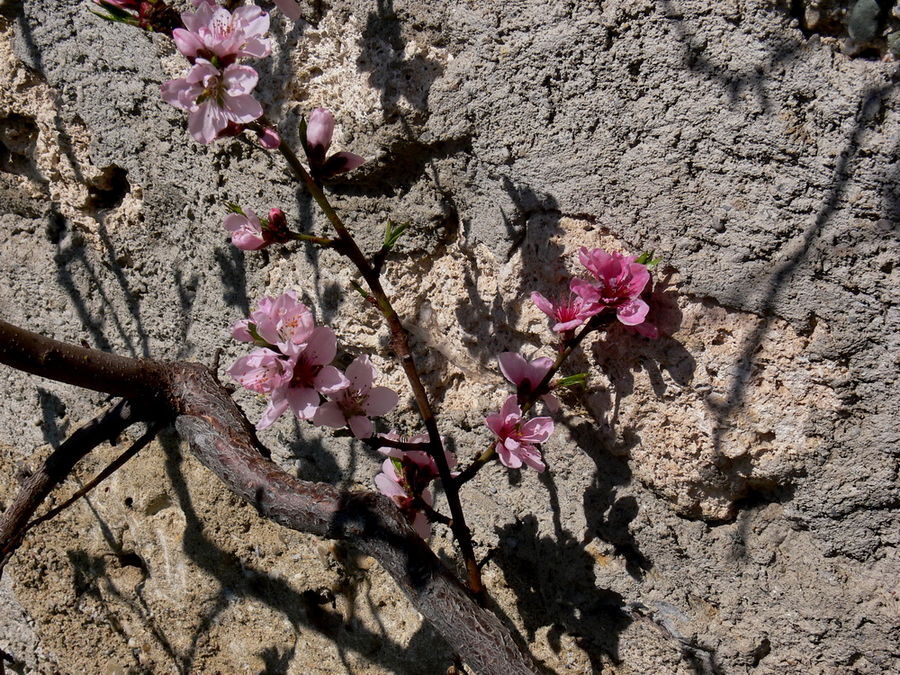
[708, 83, 895, 455]
[360, 0, 445, 118]
[157, 431, 449, 673]
[46, 206, 150, 357]
[454, 186, 566, 370]
[493, 513, 631, 670]
[658, 0, 806, 114]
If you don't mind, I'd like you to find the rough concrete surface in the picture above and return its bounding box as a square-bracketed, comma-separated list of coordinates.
[0, 0, 897, 673]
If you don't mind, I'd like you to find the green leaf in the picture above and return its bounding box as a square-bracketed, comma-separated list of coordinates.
[848, 0, 885, 42]
[635, 251, 662, 270]
[298, 116, 309, 155]
[555, 373, 588, 389]
[383, 221, 410, 249]
[225, 202, 244, 215]
[349, 280, 370, 299]
[88, 8, 135, 25]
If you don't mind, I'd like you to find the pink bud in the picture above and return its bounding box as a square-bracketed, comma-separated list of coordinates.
[306, 108, 335, 151]
[267, 208, 286, 230]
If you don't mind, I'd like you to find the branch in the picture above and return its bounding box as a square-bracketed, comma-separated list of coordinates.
[22, 422, 161, 534]
[0, 322, 541, 674]
[0, 399, 148, 576]
[0, 319, 167, 399]
[276, 142, 484, 597]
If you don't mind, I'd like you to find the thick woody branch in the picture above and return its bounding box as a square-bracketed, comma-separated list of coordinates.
[0, 319, 167, 399]
[0, 323, 540, 674]
[169, 362, 540, 674]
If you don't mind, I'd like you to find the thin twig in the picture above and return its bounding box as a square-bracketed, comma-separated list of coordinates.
[23, 422, 161, 534]
[275, 141, 485, 598]
[0, 399, 148, 577]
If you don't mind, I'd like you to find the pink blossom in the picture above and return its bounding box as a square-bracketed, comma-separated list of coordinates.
[233, 291, 315, 354]
[255, 126, 281, 149]
[223, 207, 290, 251]
[173, 3, 270, 63]
[377, 431, 458, 476]
[570, 248, 651, 326]
[485, 395, 554, 472]
[272, 0, 302, 21]
[375, 458, 433, 538]
[531, 291, 598, 333]
[258, 327, 349, 428]
[313, 355, 398, 438]
[161, 60, 263, 144]
[228, 348, 291, 395]
[304, 108, 366, 179]
[497, 352, 559, 413]
[223, 208, 267, 250]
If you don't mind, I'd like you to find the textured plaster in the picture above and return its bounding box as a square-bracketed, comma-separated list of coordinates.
[0, 1, 897, 673]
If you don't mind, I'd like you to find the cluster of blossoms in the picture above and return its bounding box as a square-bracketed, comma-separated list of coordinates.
[484, 353, 557, 473]
[228, 291, 398, 435]
[481, 247, 658, 474]
[160, 1, 273, 144]
[373, 432, 458, 538]
[531, 247, 657, 338]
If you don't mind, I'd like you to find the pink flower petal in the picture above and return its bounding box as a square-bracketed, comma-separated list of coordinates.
[498, 352, 528, 386]
[306, 108, 334, 151]
[329, 151, 366, 173]
[285, 387, 320, 420]
[617, 298, 650, 326]
[305, 327, 338, 366]
[313, 365, 349, 395]
[189, 100, 227, 144]
[312, 401, 346, 428]
[520, 416, 554, 443]
[345, 355, 376, 393]
[222, 64, 259, 96]
[363, 386, 399, 417]
[348, 415, 374, 439]
[257, 397, 290, 430]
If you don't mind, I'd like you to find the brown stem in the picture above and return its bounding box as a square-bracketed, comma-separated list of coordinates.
[23, 422, 161, 535]
[0, 399, 148, 576]
[276, 142, 484, 597]
[454, 315, 611, 487]
[362, 437, 431, 453]
[0, 320, 168, 399]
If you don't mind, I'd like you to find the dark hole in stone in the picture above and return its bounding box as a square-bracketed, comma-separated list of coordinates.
[124, 496, 133, 508]
[116, 551, 147, 571]
[45, 211, 66, 244]
[86, 165, 130, 211]
[0, 113, 39, 177]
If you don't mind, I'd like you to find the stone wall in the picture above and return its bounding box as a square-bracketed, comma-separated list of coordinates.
[0, 1, 897, 672]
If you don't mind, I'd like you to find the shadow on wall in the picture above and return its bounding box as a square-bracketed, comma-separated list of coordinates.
[360, 0, 445, 118]
[53, 430, 453, 674]
[489, 418, 647, 669]
[659, 2, 898, 459]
